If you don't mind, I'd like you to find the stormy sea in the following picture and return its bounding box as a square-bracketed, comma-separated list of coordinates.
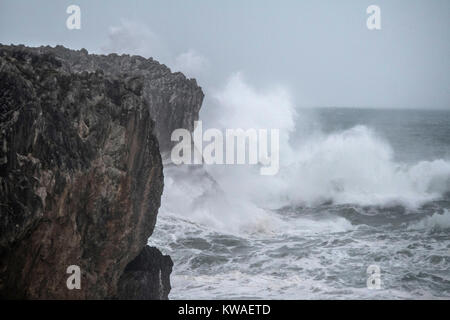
[149, 106, 450, 299]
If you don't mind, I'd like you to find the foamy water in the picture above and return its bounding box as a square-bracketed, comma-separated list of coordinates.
[149, 75, 450, 299]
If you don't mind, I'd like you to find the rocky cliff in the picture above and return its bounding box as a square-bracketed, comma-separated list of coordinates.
[0, 44, 202, 299]
[26, 45, 204, 152]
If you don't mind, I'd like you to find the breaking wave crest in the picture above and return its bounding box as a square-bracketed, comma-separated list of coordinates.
[161, 74, 450, 235]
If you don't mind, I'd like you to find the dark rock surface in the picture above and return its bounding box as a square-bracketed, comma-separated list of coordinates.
[117, 246, 173, 300]
[0, 44, 201, 299]
[23, 45, 204, 152]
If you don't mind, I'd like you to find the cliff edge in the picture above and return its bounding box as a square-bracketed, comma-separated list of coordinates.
[0, 44, 202, 299]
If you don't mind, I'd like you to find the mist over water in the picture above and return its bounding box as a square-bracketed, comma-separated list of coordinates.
[150, 76, 450, 299]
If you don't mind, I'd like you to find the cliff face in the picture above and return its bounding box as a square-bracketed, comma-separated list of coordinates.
[0, 45, 202, 299]
[27, 45, 204, 152]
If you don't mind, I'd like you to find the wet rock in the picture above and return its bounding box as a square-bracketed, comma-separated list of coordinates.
[117, 246, 173, 300]
[0, 44, 202, 299]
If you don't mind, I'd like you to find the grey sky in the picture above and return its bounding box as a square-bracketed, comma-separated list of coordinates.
[1, 0, 449, 109]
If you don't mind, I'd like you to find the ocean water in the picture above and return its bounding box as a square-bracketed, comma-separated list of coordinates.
[149, 107, 450, 299]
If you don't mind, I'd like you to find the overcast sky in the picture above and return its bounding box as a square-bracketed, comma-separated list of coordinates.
[1, 0, 449, 109]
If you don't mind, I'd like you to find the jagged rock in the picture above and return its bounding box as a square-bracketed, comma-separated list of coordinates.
[0, 44, 202, 299]
[117, 246, 173, 300]
[20, 45, 204, 152]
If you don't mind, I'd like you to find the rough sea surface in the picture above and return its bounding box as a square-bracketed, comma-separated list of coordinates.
[150, 108, 450, 299]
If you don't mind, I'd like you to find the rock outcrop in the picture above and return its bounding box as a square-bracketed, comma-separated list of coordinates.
[24, 45, 204, 152]
[0, 44, 203, 299]
[117, 246, 173, 300]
